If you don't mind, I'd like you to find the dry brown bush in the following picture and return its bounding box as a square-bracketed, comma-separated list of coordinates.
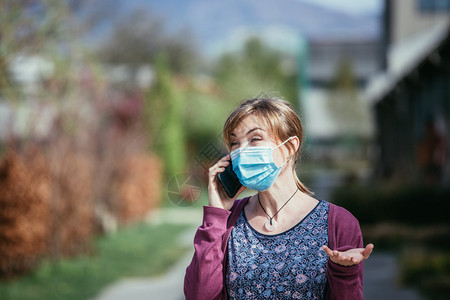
[47, 146, 96, 257]
[0, 57, 163, 278]
[116, 154, 162, 224]
[0, 143, 163, 279]
[0, 149, 50, 278]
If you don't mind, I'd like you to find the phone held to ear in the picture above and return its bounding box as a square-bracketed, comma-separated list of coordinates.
[217, 161, 242, 198]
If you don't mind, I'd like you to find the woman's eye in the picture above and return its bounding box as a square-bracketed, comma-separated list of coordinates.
[251, 137, 262, 142]
[230, 142, 238, 147]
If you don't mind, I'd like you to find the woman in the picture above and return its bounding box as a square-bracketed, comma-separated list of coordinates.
[184, 96, 373, 299]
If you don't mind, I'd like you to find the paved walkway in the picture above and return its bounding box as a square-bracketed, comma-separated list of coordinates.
[93, 208, 199, 300]
[93, 228, 195, 300]
[363, 252, 424, 300]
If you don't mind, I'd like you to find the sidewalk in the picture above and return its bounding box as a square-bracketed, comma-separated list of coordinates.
[93, 207, 200, 300]
[93, 228, 196, 300]
[363, 252, 424, 300]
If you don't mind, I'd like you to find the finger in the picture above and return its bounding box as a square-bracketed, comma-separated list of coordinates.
[208, 167, 223, 185]
[208, 166, 219, 180]
[218, 154, 231, 163]
[209, 157, 231, 177]
[217, 160, 230, 168]
[212, 159, 229, 171]
[216, 154, 231, 165]
[208, 160, 228, 179]
[351, 256, 360, 264]
[362, 243, 374, 259]
[322, 245, 335, 257]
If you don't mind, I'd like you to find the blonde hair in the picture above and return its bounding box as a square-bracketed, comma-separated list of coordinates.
[223, 96, 313, 195]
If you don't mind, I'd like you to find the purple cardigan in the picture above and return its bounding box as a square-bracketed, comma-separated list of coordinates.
[184, 197, 364, 300]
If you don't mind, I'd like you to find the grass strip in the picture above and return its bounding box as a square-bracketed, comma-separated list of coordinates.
[0, 222, 189, 300]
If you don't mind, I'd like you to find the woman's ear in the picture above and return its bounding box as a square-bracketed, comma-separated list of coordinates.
[289, 136, 300, 154]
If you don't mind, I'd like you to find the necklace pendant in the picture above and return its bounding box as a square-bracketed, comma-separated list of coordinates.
[264, 218, 277, 232]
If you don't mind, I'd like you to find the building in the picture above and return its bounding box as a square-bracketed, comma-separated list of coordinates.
[301, 37, 382, 170]
[309, 38, 383, 88]
[303, 38, 382, 140]
[365, 0, 450, 182]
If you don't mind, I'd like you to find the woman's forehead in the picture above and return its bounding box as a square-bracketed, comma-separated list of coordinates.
[231, 115, 268, 136]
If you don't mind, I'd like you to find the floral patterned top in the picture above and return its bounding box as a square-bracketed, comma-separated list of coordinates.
[226, 200, 330, 299]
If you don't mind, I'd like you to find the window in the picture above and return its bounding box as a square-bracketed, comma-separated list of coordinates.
[418, 0, 450, 12]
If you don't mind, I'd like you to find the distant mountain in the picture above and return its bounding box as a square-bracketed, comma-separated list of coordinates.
[117, 0, 381, 56]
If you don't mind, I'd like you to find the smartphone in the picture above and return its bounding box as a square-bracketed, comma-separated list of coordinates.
[217, 161, 242, 198]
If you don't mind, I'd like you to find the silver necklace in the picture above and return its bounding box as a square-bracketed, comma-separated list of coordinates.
[258, 188, 299, 232]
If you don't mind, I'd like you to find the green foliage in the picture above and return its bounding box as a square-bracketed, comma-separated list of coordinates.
[329, 58, 358, 93]
[0, 55, 14, 98]
[0, 0, 73, 101]
[326, 58, 372, 138]
[331, 184, 450, 225]
[331, 183, 450, 299]
[184, 91, 229, 149]
[145, 54, 186, 178]
[0, 223, 188, 300]
[0, 0, 70, 54]
[214, 37, 298, 106]
[180, 37, 302, 173]
[400, 250, 450, 300]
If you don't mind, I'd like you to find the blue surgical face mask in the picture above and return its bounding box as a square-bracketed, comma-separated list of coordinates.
[230, 137, 295, 191]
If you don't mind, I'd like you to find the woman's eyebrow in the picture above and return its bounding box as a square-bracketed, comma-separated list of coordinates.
[230, 127, 264, 137]
[246, 127, 264, 135]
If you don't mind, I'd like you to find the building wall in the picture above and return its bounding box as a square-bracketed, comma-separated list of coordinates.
[391, 0, 450, 43]
[309, 40, 382, 87]
[374, 34, 450, 182]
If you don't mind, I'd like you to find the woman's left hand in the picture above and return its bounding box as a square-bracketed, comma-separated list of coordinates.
[322, 244, 374, 266]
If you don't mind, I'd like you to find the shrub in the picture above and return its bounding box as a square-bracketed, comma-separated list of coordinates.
[331, 184, 450, 225]
[0, 150, 50, 278]
[0, 147, 163, 279]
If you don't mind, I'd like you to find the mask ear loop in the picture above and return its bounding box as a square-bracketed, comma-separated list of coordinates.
[273, 136, 297, 150]
[272, 136, 297, 167]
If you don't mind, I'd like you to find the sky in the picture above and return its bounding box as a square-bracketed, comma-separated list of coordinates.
[80, 0, 384, 57]
[301, 0, 382, 15]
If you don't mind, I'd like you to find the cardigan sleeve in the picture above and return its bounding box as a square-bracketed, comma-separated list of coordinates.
[325, 204, 364, 300]
[184, 206, 230, 300]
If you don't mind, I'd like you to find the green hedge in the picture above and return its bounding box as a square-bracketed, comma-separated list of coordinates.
[331, 184, 450, 225]
[331, 183, 450, 299]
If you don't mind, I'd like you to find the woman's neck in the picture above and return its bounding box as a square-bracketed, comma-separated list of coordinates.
[257, 169, 300, 215]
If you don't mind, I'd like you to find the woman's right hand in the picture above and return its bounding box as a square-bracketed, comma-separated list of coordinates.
[208, 154, 246, 210]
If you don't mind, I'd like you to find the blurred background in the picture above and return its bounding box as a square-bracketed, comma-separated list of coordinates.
[0, 0, 449, 299]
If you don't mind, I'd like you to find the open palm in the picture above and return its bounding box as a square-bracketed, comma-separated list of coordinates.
[322, 244, 374, 266]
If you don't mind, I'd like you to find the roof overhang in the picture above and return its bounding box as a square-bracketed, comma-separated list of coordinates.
[364, 20, 450, 105]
